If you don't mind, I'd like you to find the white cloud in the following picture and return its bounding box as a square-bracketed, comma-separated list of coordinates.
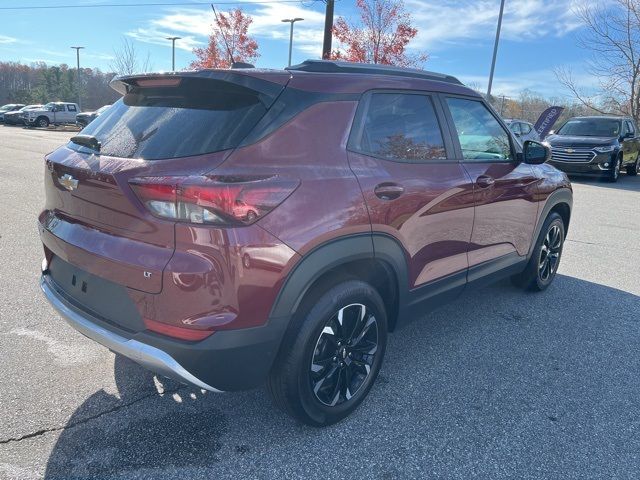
[0, 35, 18, 45]
[126, 27, 203, 51]
[246, 3, 326, 57]
[458, 66, 601, 98]
[126, 3, 326, 60]
[405, 0, 591, 51]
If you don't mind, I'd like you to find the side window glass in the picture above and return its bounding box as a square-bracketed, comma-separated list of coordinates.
[357, 93, 447, 162]
[68, 104, 77, 112]
[509, 123, 521, 135]
[445, 98, 513, 161]
[55, 105, 65, 112]
[626, 121, 635, 136]
[521, 123, 532, 135]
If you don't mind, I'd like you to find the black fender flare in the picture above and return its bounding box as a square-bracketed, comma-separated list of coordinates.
[527, 187, 573, 260]
[270, 234, 374, 319]
[269, 233, 410, 321]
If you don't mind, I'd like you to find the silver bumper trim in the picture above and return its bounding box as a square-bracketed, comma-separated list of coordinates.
[40, 276, 223, 393]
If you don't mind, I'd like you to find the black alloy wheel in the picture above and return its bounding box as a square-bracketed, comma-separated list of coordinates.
[511, 212, 565, 292]
[267, 279, 388, 426]
[310, 303, 379, 407]
[538, 224, 562, 282]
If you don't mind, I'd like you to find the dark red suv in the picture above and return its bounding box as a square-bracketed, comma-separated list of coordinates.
[39, 60, 572, 426]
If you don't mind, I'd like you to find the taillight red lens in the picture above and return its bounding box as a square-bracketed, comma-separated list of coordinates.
[129, 175, 299, 225]
[144, 318, 214, 341]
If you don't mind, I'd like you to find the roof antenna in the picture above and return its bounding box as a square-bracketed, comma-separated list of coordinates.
[210, 4, 254, 69]
[211, 4, 235, 66]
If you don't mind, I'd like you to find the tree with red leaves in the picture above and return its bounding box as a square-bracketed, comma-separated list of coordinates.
[330, 0, 427, 67]
[190, 8, 259, 69]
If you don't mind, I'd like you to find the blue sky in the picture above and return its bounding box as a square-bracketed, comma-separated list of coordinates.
[0, 0, 600, 99]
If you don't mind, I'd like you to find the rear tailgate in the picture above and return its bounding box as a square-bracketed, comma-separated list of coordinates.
[41, 147, 234, 294]
[40, 70, 289, 296]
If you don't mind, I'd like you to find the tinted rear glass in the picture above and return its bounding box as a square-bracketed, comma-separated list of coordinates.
[71, 77, 267, 160]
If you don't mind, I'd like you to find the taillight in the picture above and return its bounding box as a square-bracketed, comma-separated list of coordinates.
[144, 317, 214, 341]
[129, 175, 299, 225]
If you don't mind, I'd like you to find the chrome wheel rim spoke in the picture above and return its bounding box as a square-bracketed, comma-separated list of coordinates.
[310, 303, 379, 407]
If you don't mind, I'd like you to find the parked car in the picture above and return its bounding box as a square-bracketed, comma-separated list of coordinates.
[546, 116, 639, 182]
[505, 119, 540, 143]
[3, 104, 43, 125]
[0, 103, 25, 122]
[39, 60, 573, 426]
[76, 105, 111, 128]
[23, 102, 80, 128]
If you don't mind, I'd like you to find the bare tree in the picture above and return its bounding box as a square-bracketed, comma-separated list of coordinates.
[556, 0, 640, 121]
[110, 38, 152, 75]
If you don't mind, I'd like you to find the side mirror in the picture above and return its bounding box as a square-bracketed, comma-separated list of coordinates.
[623, 131, 634, 139]
[523, 140, 550, 165]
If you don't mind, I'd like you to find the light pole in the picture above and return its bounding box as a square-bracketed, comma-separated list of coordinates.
[322, 0, 334, 59]
[166, 36, 181, 71]
[70, 46, 84, 110]
[281, 18, 303, 67]
[487, 0, 506, 99]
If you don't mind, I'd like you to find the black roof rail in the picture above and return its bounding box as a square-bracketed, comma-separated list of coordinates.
[286, 59, 463, 85]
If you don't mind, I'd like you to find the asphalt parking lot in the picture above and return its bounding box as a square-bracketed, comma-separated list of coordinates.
[0, 125, 639, 479]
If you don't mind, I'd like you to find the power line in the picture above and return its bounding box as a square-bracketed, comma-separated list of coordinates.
[0, 0, 308, 10]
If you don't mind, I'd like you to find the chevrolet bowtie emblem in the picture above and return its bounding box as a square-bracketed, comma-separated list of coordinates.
[59, 174, 79, 191]
[566, 148, 574, 153]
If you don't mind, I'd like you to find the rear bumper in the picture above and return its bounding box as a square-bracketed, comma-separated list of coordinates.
[40, 271, 291, 391]
[41, 274, 222, 392]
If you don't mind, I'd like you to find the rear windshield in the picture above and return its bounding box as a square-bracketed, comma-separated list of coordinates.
[557, 118, 621, 137]
[70, 77, 268, 160]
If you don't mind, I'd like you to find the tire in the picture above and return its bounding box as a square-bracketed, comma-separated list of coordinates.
[267, 279, 388, 427]
[607, 156, 622, 182]
[511, 212, 565, 292]
[626, 155, 639, 176]
[36, 116, 49, 128]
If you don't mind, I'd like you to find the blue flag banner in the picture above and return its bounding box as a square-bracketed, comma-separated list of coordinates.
[534, 106, 565, 139]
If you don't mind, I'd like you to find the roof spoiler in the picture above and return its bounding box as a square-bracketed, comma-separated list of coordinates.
[108, 70, 286, 108]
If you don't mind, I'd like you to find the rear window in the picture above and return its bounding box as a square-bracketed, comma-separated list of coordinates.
[71, 77, 268, 160]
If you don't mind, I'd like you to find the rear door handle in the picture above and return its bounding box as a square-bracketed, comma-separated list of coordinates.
[374, 183, 404, 200]
[476, 175, 495, 188]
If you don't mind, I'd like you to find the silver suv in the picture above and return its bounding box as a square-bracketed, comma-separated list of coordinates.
[505, 119, 540, 143]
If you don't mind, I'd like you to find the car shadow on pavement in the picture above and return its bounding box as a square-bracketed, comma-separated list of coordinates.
[570, 174, 640, 192]
[43, 274, 640, 479]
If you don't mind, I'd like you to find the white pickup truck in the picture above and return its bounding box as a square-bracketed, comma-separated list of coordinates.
[23, 102, 80, 128]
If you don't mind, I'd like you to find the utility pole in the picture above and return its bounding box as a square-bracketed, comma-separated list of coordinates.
[322, 0, 334, 59]
[166, 36, 181, 71]
[487, 0, 506, 99]
[281, 18, 304, 67]
[70, 46, 84, 110]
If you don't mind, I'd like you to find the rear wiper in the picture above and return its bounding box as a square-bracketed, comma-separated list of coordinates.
[70, 134, 101, 152]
